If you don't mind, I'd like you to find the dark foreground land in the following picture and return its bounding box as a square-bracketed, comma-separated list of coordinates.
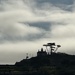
[0, 53, 75, 75]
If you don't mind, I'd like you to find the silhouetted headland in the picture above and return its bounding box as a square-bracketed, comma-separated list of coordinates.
[0, 42, 75, 75]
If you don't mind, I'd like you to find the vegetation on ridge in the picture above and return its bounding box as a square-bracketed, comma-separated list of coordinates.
[15, 53, 75, 75]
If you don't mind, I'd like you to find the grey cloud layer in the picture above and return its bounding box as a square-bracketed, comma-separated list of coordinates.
[0, 0, 75, 64]
[33, 0, 73, 11]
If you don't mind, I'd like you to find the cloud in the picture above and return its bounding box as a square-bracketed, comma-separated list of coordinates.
[51, 25, 75, 38]
[0, 0, 75, 64]
[0, 3, 46, 42]
[33, 0, 73, 11]
[0, 22, 44, 42]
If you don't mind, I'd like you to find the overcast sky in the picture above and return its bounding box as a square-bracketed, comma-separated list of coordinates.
[0, 0, 75, 64]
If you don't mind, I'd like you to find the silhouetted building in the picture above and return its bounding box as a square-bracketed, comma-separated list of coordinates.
[37, 48, 47, 57]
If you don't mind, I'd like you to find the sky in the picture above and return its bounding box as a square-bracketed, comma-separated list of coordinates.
[0, 0, 75, 64]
